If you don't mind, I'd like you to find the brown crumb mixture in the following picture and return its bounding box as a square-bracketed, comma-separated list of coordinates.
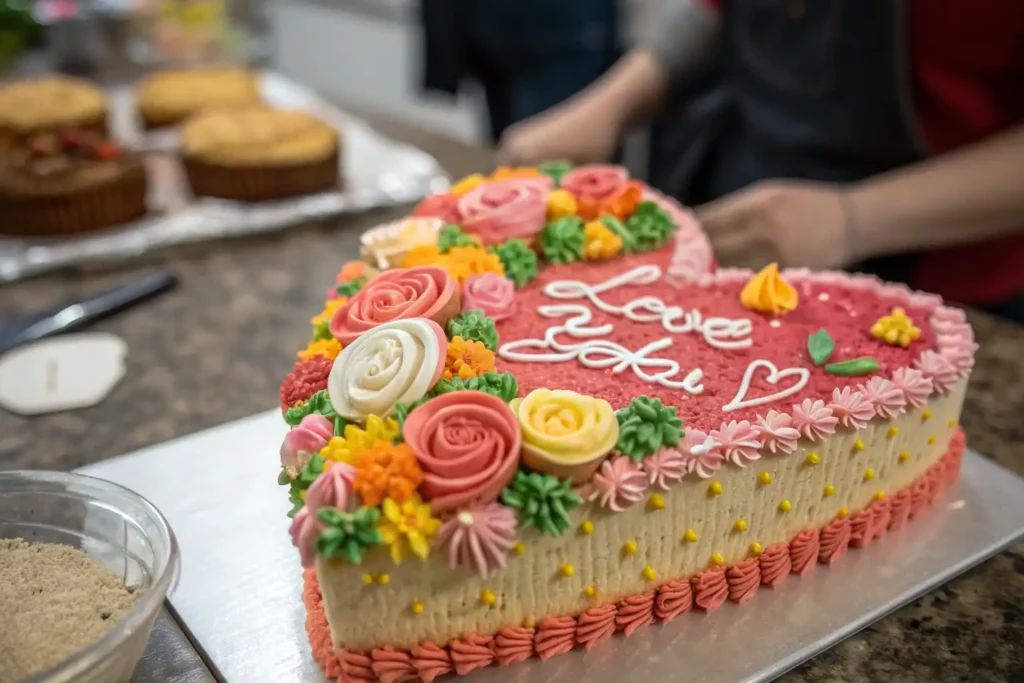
[0, 538, 142, 682]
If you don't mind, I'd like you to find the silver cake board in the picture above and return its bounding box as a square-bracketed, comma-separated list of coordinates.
[80, 410, 1024, 683]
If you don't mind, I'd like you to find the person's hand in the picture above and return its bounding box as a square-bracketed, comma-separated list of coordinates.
[498, 99, 623, 166]
[695, 180, 852, 271]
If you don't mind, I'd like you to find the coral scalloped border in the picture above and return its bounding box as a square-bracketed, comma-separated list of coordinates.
[302, 429, 966, 682]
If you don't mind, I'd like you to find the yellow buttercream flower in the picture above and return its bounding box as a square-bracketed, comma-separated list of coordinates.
[546, 189, 578, 222]
[298, 337, 342, 361]
[376, 494, 442, 564]
[319, 416, 400, 465]
[450, 173, 486, 196]
[400, 244, 445, 268]
[582, 220, 623, 261]
[510, 389, 619, 484]
[441, 245, 505, 284]
[740, 262, 798, 315]
[870, 307, 921, 348]
[489, 166, 542, 182]
[312, 297, 346, 326]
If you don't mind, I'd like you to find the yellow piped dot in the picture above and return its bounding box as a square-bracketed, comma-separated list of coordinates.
[683, 529, 698, 543]
[559, 563, 575, 578]
[824, 485, 836, 497]
[899, 451, 911, 462]
[708, 481, 723, 496]
[750, 542, 763, 556]
[927, 435, 937, 445]
[864, 468, 876, 481]
[779, 499, 792, 513]
[758, 471, 773, 485]
[479, 589, 496, 607]
[377, 573, 390, 585]
[733, 518, 748, 533]
[837, 507, 849, 519]
[513, 542, 526, 555]
[887, 426, 899, 438]
[711, 553, 725, 566]
[584, 585, 597, 598]
[411, 601, 424, 615]
[361, 573, 374, 585]
[874, 489, 886, 501]
[622, 540, 638, 556]
[642, 565, 656, 581]
[948, 418, 957, 427]
[922, 409, 932, 421]
[648, 493, 666, 510]
[806, 452, 820, 465]
[579, 520, 594, 535]
[852, 439, 865, 452]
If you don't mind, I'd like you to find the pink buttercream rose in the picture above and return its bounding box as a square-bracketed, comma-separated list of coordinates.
[402, 391, 521, 513]
[329, 266, 461, 345]
[457, 177, 552, 244]
[289, 507, 324, 568]
[412, 192, 462, 224]
[461, 273, 516, 322]
[559, 165, 629, 203]
[280, 414, 334, 472]
[305, 461, 357, 512]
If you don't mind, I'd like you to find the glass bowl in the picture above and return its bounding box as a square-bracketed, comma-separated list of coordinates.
[0, 470, 180, 683]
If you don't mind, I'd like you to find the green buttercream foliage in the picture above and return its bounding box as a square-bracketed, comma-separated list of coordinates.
[432, 371, 519, 403]
[311, 319, 333, 342]
[540, 217, 585, 264]
[315, 506, 382, 564]
[825, 357, 880, 377]
[447, 310, 500, 351]
[616, 397, 685, 461]
[625, 201, 675, 252]
[492, 239, 538, 288]
[286, 454, 327, 518]
[284, 390, 338, 427]
[501, 471, 581, 536]
[537, 160, 573, 187]
[394, 396, 430, 443]
[335, 276, 367, 298]
[601, 215, 639, 253]
[437, 224, 477, 253]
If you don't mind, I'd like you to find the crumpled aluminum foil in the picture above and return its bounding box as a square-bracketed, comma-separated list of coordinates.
[0, 71, 450, 283]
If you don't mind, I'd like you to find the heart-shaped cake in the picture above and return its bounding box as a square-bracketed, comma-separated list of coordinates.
[277, 164, 972, 681]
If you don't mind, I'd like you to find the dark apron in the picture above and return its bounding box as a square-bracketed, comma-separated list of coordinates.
[651, 0, 932, 287]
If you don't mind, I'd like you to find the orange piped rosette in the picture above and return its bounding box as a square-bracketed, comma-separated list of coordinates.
[740, 263, 798, 315]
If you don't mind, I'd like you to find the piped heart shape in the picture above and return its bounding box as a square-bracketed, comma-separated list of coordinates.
[722, 360, 811, 413]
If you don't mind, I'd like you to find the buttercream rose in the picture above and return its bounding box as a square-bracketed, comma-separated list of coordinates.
[457, 177, 552, 245]
[402, 390, 521, 512]
[510, 388, 618, 484]
[461, 273, 516, 322]
[280, 414, 334, 473]
[412, 191, 462, 224]
[330, 266, 461, 345]
[327, 318, 447, 421]
[360, 217, 444, 269]
[560, 165, 630, 203]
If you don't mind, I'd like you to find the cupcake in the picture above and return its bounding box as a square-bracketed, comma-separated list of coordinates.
[0, 77, 107, 151]
[181, 106, 340, 201]
[135, 68, 262, 129]
[0, 130, 148, 237]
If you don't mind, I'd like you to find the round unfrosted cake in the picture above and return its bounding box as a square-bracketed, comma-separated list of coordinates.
[274, 164, 974, 680]
[0, 77, 107, 150]
[180, 106, 340, 201]
[135, 68, 261, 129]
[0, 129, 147, 236]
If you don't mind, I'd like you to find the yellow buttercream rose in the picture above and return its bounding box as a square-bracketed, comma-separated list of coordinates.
[511, 389, 618, 483]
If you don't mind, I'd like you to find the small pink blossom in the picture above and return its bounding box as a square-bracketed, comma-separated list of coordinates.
[790, 399, 838, 441]
[860, 377, 907, 420]
[305, 461, 357, 512]
[681, 429, 724, 478]
[890, 368, 934, 408]
[289, 507, 325, 569]
[753, 410, 800, 455]
[434, 502, 517, 578]
[828, 387, 875, 429]
[709, 420, 760, 466]
[586, 456, 648, 511]
[914, 350, 958, 394]
[643, 448, 688, 490]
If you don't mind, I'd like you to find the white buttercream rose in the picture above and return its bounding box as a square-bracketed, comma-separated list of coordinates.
[327, 318, 447, 421]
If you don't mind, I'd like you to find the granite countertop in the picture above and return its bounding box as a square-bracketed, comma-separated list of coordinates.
[0, 113, 1022, 682]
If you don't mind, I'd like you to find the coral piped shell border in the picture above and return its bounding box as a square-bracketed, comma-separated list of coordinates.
[302, 429, 966, 683]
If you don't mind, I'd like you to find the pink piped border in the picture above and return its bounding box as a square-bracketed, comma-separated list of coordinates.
[302, 429, 966, 682]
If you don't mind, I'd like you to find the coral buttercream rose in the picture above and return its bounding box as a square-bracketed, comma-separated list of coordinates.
[327, 318, 447, 420]
[511, 389, 618, 484]
[412, 192, 462, 224]
[559, 165, 630, 220]
[462, 273, 516, 322]
[402, 391, 522, 512]
[330, 266, 461, 345]
[457, 177, 552, 245]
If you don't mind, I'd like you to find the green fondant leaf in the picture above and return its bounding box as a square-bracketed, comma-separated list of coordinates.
[824, 357, 880, 377]
[807, 328, 835, 366]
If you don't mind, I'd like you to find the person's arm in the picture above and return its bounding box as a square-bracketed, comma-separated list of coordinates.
[847, 123, 1024, 259]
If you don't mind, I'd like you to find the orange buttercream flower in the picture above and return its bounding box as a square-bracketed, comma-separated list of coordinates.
[444, 336, 496, 381]
[489, 166, 542, 182]
[353, 441, 424, 507]
[337, 260, 367, 282]
[298, 337, 343, 361]
[311, 297, 346, 326]
[400, 244, 445, 268]
[602, 181, 643, 221]
[442, 245, 505, 284]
